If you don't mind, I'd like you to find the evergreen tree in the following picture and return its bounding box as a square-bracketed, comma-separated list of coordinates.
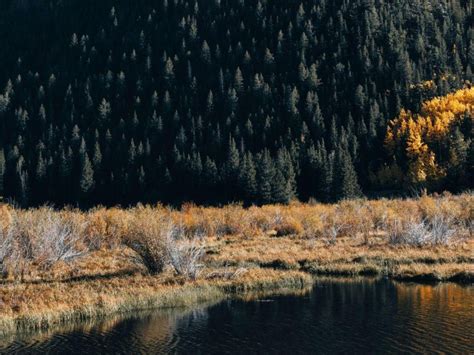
[79, 152, 95, 203]
[272, 167, 290, 204]
[223, 136, 240, 199]
[0, 0, 470, 206]
[239, 152, 257, 204]
[202, 156, 219, 202]
[333, 146, 361, 200]
[256, 150, 275, 205]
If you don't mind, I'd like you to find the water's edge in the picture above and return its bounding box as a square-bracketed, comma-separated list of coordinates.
[0, 271, 312, 337]
[2, 277, 473, 354]
[2, 273, 472, 340]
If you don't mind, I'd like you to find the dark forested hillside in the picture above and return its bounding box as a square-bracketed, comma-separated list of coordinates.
[0, 0, 472, 207]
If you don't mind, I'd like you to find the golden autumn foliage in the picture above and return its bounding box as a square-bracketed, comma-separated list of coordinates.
[385, 87, 473, 185]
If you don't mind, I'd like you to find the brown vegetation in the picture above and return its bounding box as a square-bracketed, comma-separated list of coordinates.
[0, 193, 472, 334]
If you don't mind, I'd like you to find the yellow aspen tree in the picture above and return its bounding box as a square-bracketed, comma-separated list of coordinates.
[383, 86, 473, 186]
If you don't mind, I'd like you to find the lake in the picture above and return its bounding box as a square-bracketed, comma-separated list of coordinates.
[1, 278, 473, 354]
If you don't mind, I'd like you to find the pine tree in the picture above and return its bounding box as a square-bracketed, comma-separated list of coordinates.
[0, 1, 471, 206]
[333, 146, 361, 200]
[224, 137, 239, 178]
[271, 167, 289, 204]
[15, 156, 29, 206]
[234, 67, 244, 94]
[164, 57, 175, 85]
[223, 137, 240, 199]
[277, 149, 297, 201]
[239, 152, 257, 204]
[446, 127, 469, 189]
[98, 98, 111, 124]
[33, 151, 47, 203]
[287, 86, 300, 116]
[92, 141, 102, 170]
[256, 150, 275, 205]
[202, 156, 219, 201]
[80, 153, 95, 200]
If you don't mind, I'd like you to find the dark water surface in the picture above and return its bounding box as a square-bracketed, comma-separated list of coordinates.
[2, 278, 473, 354]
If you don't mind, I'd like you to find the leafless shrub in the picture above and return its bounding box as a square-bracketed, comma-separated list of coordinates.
[374, 211, 389, 231]
[386, 218, 432, 246]
[0, 227, 13, 275]
[386, 219, 406, 245]
[83, 208, 130, 250]
[428, 215, 456, 245]
[269, 210, 304, 237]
[166, 225, 205, 281]
[355, 204, 374, 244]
[320, 212, 347, 245]
[273, 210, 284, 226]
[404, 220, 432, 246]
[0, 208, 89, 277]
[386, 214, 459, 246]
[14, 209, 88, 269]
[37, 212, 88, 267]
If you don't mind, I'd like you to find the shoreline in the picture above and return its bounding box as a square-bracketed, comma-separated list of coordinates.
[1, 264, 472, 337]
[0, 268, 312, 337]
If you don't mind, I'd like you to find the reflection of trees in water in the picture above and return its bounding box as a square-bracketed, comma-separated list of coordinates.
[394, 282, 474, 345]
[306, 278, 473, 353]
[395, 282, 473, 309]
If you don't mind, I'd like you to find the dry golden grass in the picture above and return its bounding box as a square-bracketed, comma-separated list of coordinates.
[0, 267, 311, 335]
[0, 193, 472, 334]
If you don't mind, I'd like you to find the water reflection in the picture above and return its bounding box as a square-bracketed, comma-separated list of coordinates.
[1, 279, 473, 354]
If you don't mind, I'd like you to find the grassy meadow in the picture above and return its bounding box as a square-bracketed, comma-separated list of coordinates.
[0, 193, 473, 334]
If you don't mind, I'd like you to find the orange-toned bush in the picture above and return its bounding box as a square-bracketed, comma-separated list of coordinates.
[274, 220, 304, 237]
[176, 206, 213, 238]
[85, 208, 133, 250]
[270, 211, 304, 237]
[213, 205, 246, 237]
[247, 206, 273, 232]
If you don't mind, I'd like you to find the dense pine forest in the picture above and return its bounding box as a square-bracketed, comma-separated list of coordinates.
[0, 0, 472, 207]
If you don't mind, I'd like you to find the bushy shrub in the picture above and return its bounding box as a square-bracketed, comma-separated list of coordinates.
[273, 216, 304, 237]
[213, 205, 246, 237]
[123, 207, 205, 279]
[0, 208, 89, 278]
[427, 215, 456, 245]
[386, 214, 458, 246]
[85, 207, 136, 250]
[122, 207, 167, 274]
